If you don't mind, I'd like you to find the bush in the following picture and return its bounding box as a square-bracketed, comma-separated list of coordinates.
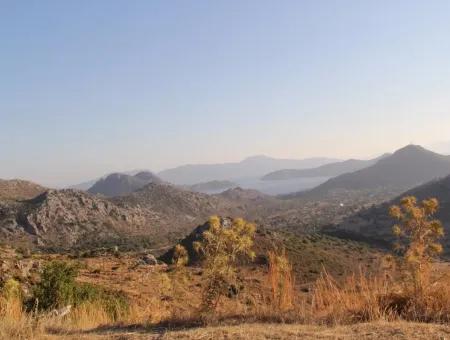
[194, 216, 256, 314]
[33, 261, 78, 310]
[390, 196, 445, 292]
[267, 249, 295, 312]
[32, 260, 129, 320]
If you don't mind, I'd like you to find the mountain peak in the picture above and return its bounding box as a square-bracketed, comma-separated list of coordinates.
[392, 144, 429, 156]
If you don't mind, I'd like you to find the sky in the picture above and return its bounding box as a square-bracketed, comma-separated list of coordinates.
[1, 0, 450, 187]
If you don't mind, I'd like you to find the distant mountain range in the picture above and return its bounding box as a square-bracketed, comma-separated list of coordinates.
[87, 171, 162, 197]
[262, 154, 390, 181]
[293, 145, 450, 198]
[2, 144, 450, 252]
[157, 155, 339, 185]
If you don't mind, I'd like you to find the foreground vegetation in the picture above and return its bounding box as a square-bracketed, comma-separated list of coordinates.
[0, 197, 449, 339]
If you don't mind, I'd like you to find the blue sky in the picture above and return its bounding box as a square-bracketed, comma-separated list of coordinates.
[1, 0, 450, 186]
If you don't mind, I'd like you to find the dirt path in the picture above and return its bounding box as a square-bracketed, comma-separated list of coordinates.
[43, 321, 450, 339]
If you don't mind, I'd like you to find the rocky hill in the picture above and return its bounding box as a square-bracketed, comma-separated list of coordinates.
[87, 171, 162, 197]
[112, 183, 238, 225]
[0, 179, 47, 201]
[0, 189, 149, 250]
[0, 183, 269, 251]
[295, 145, 450, 198]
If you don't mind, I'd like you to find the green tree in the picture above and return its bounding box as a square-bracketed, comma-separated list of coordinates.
[33, 261, 79, 310]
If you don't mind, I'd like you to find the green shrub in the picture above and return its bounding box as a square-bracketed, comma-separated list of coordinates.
[33, 261, 78, 310]
[32, 260, 129, 319]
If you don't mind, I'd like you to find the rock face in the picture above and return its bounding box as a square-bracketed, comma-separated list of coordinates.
[88, 171, 162, 197]
[0, 189, 146, 249]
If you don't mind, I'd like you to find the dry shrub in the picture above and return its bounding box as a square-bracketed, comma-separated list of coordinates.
[311, 268, 450, 325]
[0, 279, 36, 339]
[397, 272, 450, 322]
[390, 196, 444, 292]
[312, 270, 394, 325]
[194, 216, 256, 314]
[267, 249, 295, 312]
[65, 302, 114, 330]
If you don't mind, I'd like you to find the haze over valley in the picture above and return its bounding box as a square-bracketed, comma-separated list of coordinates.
[2, 1, 450, 339]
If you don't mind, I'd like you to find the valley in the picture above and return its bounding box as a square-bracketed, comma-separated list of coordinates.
[1, 144, 450, 339]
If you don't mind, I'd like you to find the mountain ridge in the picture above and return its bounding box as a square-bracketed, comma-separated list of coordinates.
[262, 153, 390, 181]
[292, 145, 450, 198]
[157, 156, 339, 185]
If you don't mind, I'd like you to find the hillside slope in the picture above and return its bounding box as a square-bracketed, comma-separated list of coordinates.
[297, 145, 450, 198]
[327, 174, 450, 256]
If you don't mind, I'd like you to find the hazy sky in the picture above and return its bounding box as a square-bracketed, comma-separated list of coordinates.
[1, 0, 450, 187]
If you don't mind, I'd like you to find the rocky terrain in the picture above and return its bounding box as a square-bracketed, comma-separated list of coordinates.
[0, 189, 149, 250]
[0, 183, 288, 251]
[0, 178, 397, 252]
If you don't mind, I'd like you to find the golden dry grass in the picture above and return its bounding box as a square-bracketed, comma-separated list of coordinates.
[1, 252, 449, 339]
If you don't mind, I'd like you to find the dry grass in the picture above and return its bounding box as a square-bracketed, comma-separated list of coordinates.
[311, 267, 450, 325]
[1, 251, 449, 339]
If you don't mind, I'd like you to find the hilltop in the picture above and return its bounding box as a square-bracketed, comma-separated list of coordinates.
[0, 179, 47, 201]
[87, 171, 162, 197]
